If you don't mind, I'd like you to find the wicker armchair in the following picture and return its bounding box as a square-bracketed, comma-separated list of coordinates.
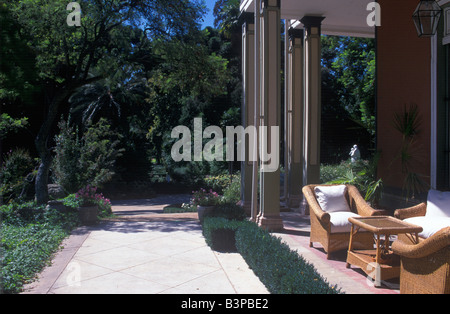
[302, 184, 385, 259]
[392, 227, 450, 294]
[393, 197, 450, 294]
[394, 202, 427, 221]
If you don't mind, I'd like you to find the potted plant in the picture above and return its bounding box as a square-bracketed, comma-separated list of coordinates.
[75, 185, 100, 225]
[191, 189, 220, 223]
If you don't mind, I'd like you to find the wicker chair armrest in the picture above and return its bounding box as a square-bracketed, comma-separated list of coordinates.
[392, 227, 450, 259]
[394, 203, 427, 220]
[302, 186, 330, 224]
[347, 185, 385, 217]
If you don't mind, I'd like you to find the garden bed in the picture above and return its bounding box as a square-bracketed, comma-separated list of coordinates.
[0, 202, 79, 294]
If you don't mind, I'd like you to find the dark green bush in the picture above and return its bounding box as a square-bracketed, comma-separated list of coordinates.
[205, 202, 246, 221]
[53, 118, 124, 193]
[202, 217, 244, 252]
[204, 173, 239, 194]
[235, 221, 342, 294]
[0, 148, 36, 202]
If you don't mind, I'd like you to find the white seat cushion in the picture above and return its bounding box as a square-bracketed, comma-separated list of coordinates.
[329, 212, 361, 233]
[404, 217, 450, 239]
[426, 190, 450, 218]
[314, 185, 351, 213]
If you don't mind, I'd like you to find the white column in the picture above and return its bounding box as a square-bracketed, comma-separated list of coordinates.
[250, 0, 261, 223]
[286, 28, 304, 209]
[240, 13, 255, 214]
[301, 16, 325, 185]
[257, 0, 283, 231]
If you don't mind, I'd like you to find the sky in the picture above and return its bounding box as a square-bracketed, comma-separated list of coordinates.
[202, 0, 216, 28]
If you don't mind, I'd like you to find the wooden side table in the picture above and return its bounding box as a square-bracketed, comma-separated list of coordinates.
[346, 216, 423, 287]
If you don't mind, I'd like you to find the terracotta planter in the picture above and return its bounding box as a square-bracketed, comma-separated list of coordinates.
[197, 205, 215, 223]
[78, 205, 99, 225]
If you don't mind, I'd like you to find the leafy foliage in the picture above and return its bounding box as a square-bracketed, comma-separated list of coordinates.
[391, 104, 428, 199]
[0, 114, 28, 141]
[53, 118, 124, 193]
[0, 202, 78, 293]
[0, 148, 37, 203]
[321, 157, 383, 206]
[321, 36, 376, 163]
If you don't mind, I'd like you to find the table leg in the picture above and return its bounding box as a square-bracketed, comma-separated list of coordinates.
[374, 234, 382, 287]
[346, 225, 355, 269]
[375, 235, 381, 264]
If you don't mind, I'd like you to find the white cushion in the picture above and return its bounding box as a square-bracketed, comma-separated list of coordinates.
[329, 212, 361, 233]
[404, 217, 450, 239]
[426, 190, 450, 218]
[314, 185, 351, 213]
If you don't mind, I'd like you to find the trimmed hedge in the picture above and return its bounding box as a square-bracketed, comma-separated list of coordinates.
[235, 221, 342, 294]
[202, 217, 244, 252]
[204, 203, 247, 221]
[202, 216, 342, 294]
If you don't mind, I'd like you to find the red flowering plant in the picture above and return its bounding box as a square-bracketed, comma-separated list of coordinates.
[75, 185, 112, 215]
[191, 188, 220, 207]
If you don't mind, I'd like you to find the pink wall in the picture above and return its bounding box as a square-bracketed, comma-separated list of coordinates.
[377, 0, 431, 190]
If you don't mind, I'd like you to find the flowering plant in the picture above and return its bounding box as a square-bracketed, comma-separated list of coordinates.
[75, 185, 111, 212]
[191, 188, 220, 207]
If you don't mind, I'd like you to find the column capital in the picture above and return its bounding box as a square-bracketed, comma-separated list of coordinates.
[300, 16, 325, 35]
[239, 12, 255, 26]
[261, 0, 281, 10]
[300, 16, 325, 28]
[288, 28, 304, 41]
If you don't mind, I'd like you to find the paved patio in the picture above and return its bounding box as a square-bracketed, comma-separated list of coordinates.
[23, 195, 399, 294]
[276, 212, 400, 294]
[23, 195, 268, 294]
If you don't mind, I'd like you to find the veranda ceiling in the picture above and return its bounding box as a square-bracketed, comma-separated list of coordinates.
[240, 0, 376, 38]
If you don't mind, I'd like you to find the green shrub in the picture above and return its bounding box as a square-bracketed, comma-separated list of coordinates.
[235, 222, 342, 294]
[0, 148, 36, 203]
[221, 175, 241, 204]
[204, 174, 239, 194]
[205, 202, 246, 221]
[53, 118, 124, 193]
[0, 201, 47, 225]
[320, 158, 383, 206]
[202, 217, 244, 252]
[163, 204, 197, 213]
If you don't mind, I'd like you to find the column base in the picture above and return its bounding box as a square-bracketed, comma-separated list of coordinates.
[257, 214, 284, 232]
[300, 198, 309, 216]
[286, 194, 302, 209]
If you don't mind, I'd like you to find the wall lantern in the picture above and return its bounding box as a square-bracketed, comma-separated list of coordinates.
[413, 0, 442, 37]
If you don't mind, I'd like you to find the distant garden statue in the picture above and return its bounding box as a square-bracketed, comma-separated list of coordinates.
[350, 145, 361, 163]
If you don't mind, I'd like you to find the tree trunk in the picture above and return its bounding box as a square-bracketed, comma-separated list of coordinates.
[34, 90, 68, 204]
[35, 150, 52, 204]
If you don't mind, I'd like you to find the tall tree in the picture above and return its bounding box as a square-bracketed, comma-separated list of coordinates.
[6, 0, 206, 203]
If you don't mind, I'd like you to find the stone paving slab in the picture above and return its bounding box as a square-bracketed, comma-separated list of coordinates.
[22, 196, 268, 295]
